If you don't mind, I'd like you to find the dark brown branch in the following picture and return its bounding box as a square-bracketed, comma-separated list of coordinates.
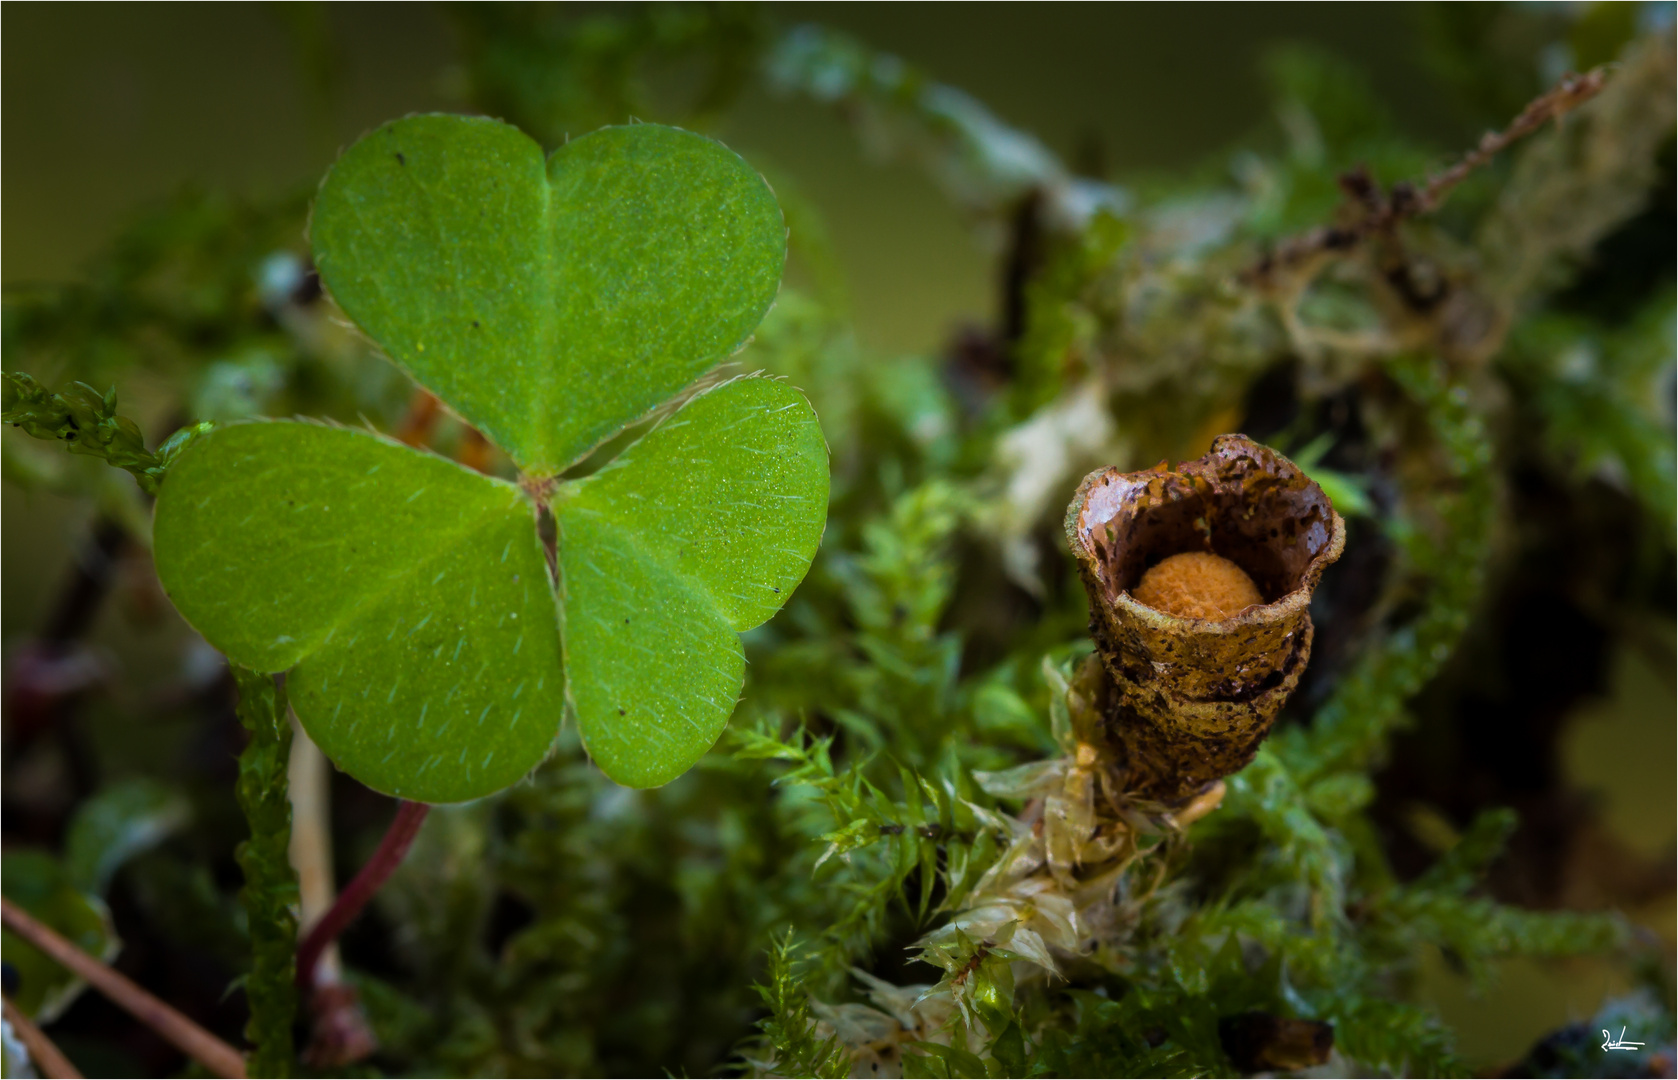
[0, 897, 245, 1079]
[1246, 65, 1612, 286]
[295, 800, 429, 992]
[3, 994, 83, 1078]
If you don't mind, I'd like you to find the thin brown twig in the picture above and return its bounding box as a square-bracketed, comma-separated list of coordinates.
[1247, 64, 1613, 285]
[1414, 65, 1611, 213]
[0, 897, 246, 1079]
[2, 994, 83, 1079]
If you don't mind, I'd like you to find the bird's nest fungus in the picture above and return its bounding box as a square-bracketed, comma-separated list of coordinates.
[1065, 434, 1346, 803]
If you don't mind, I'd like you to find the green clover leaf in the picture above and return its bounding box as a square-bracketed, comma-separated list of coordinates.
[152, 117, 828, 803]
[310, 115, 786, 475]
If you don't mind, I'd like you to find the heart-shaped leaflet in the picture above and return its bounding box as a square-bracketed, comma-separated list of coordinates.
[153, 117, 829, 804]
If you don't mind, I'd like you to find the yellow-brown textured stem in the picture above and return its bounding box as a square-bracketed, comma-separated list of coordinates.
[1065, 434, 1345, 802]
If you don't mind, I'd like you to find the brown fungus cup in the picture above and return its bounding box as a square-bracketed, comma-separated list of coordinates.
[1064, 434, 1345, 804]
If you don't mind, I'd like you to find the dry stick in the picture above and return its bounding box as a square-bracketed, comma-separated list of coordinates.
[295, 800, 430, 992]
[1414, 65, 1611, 213]
[1247, 64, 1613, 283]
[0, 898, 246, 1079]
[2, 994, 83, 1079]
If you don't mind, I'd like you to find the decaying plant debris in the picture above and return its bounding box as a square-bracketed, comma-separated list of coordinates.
[741, 20, 1673, 1080]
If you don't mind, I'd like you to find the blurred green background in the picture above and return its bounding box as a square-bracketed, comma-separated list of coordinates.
[3, 3, 1467, 352]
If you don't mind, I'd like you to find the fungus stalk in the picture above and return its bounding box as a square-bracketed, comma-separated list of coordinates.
[1065, 434, 1345, 804]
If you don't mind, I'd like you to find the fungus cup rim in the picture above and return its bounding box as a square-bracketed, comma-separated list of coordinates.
[1067, 434, 1347, 633]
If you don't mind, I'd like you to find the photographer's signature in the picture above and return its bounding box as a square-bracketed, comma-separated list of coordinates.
[1602, 1027, 1646, 1052]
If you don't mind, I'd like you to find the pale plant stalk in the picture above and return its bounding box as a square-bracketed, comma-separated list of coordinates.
[286, 713, 340, 987]
[287, 714, 381, 1066]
